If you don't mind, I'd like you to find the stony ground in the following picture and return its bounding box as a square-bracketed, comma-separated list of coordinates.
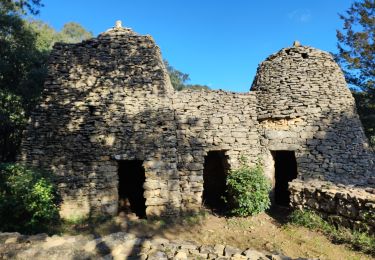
[76, 210, 372, 260]
[0, 210, 372, 260]
[0, 231, 306, 260]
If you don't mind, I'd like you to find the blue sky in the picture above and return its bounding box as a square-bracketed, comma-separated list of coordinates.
[38, 0, 354, 92]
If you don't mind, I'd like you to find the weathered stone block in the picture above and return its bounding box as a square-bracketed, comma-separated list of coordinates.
[18, 23, 374, 222]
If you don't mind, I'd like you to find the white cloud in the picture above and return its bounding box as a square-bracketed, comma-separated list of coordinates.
[288, 9, 312, 23]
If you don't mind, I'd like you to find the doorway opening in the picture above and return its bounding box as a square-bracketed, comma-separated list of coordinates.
[203, 151, 229, 212]
[118, 160, 146, 218]
[272, 151, 298, 207]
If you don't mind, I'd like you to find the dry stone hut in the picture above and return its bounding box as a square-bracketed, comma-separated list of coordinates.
[20, 23, 374, 230]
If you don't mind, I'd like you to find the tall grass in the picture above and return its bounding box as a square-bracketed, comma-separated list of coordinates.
[289, 210, 375, 255]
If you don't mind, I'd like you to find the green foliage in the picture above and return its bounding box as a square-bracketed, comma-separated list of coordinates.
[164, 60, 189, 91]
[27, 20, 93, 51]
[289, 209, 331, 230]
[352, 91, 375, 148]
[0, 163, 59, 233]
[336, 0, 375, 148]
[0, 1, 47, 162]
[0, 11, 45, 103]
[336, 0, 374, 94]
[164, 60, 210, 91]
[57, 22, 93, 43]
[182, 84, 210, 91]
[352, 230, 375, 253]
[0, 0, 42, 15]
[0, 90, 27, 161]
[27, 19, 59, 52]
[0, 1, 92, 162]
[226, 157, 271, 216]
[0, 15, 49, 162]
[289, 210, 375, 255]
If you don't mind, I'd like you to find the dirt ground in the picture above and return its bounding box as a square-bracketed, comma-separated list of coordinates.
[63, 209, 373, 260]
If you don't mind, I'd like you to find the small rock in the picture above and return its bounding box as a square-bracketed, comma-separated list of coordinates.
[200, 245, 214, 254]
[231, 253, 247, 259]
[174, 250, 188, 259]
[147, 250, 168, 260]
[5, 237, 19, 244]
[243, 249, 267, 260]
[293, 40, 301, 47]
[214, 244, 225, 255]
[225, 245, 242, 257]
[269, 254, 292, 260]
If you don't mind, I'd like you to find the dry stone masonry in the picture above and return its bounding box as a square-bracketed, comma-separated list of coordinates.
[0, 232, 312, 260]
[290, 180, 375, 233]
[19, 23, 374, 228]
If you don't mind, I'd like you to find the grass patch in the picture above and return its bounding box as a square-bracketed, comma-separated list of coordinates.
[226, 217, 255, 229]
[288, 210, 375, 256]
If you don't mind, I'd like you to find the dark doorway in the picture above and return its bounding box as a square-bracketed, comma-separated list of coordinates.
[118, 160, 146, 218]
[203, 151, 229, 212]
[272, 151, 298, 207]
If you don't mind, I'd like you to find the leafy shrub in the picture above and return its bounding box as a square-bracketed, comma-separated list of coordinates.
[0, 90, 27, 162]
[226, 157, 271, 216]
[289, 209, 331, 230]
[289, 209, 375, 255]
[0, 163, 60, 233]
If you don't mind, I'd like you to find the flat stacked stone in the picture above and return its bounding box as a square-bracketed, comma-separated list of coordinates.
[0, 232, 314, 260]
[289, 180, 375, 233]
[19, 21, 374, 226]
[19, 22, 177, 218]
[252, 44, 373, 184]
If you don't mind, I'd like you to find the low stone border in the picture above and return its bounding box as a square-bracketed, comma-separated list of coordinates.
[290, 180, 375, 233]
[0, 231, 315, 260]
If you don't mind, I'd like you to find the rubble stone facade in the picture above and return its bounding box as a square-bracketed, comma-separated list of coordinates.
[19, 25, 374, 225]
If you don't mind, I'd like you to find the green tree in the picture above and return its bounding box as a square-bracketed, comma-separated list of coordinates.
[336, 0, 374, 94]
[28, 20, 93, 51]
[57, 22, 93, 43]
[27, 19, 58, 52]
[0, 0, 45, 161]
[0, 91, 26, 161]
[336, 0, 375, 147]
[0, 0, 93, 161]
[164, 60, 210, 91]
[184, 84, 210, 91]
[352, 91, 375, 147]
[164, 60, 190, 91]
[0, 0, 42, 15]
[0, 2, 44, 104]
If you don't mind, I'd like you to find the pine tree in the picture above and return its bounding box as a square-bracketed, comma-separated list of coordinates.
[336, 0, 374, 94]
[336, 0, 375, 148]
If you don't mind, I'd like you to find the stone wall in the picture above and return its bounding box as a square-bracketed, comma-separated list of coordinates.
[172, 90, 259, 211]
[252, 46, 374, 185]
[19, 24, 374, 221]
[20, 26, 179, 218]
[289, 180, 375, 233]
[252, 46, 374, 230]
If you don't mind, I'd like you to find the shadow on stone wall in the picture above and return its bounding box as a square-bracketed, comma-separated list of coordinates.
[306, 110, 374, 188]
[22, 86, 211, 257]
[23, 83, 375, 212]
[21, 91, 375, 257]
